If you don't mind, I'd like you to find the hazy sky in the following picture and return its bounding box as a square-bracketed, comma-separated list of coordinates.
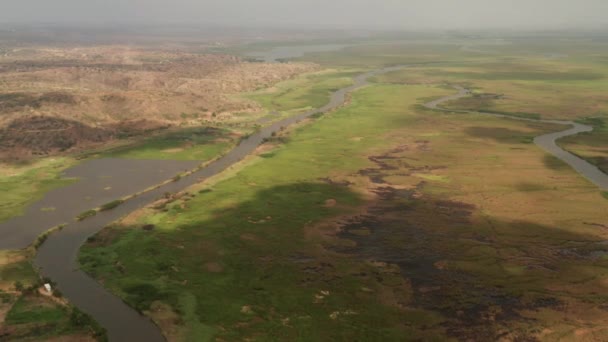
[1, 0, 607, 30]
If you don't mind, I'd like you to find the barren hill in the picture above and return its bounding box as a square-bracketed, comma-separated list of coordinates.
[0, 46, 317, 157]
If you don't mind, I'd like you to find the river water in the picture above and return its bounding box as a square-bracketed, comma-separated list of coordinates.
[0, 159, 200, 250]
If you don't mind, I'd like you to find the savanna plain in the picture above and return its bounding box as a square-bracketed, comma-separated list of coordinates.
[1, 32, 608, 341]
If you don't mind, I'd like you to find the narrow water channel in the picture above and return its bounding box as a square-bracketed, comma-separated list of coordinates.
[425, 85, 607, 190]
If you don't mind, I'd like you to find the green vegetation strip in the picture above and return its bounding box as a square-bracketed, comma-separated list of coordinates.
[33, 224, 66, 250]
[101, 127, 234, 161]
[0, 158, 77, 223]
[100, 200, 125, 211]
[76, 210, 97, 221]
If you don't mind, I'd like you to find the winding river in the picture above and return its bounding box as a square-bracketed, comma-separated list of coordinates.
[425, 85, 608, 190]
[0, 57, 604, 341]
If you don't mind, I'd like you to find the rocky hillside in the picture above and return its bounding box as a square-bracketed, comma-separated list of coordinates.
[0, 46, 317, 158]
[0, 115, 168, 161]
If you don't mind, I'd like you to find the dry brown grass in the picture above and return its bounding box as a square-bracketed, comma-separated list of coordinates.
[0, 45, 317, 157]
[0, 46, 316, 126]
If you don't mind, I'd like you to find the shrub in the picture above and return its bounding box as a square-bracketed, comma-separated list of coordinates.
[123, 283, 166, 313]
[70, 308, 89, 326]
[77, 210, 97, 221]
[14, 281, 24, 292]
[69, 308, 109, 341]
[100, 200, 124, 211]
[142, 224, 156, 231]
[0, 291, 11, 303]
[577, 117, 605, 128]
[33, 233, 48, 249]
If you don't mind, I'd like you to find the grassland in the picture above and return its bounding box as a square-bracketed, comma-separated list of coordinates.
[79, 62, 608, 342]
[559, 117, 608, 173]
[100, 127, 236, 161]
[243, 69, 357, 113]
[369, 41, 608, 179]
[374, 59, 608, 120]
[293, 42, 483, 68]
[0, 158, 77, 223]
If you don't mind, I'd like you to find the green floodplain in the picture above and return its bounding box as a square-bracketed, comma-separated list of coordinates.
[2, 35, 608, 340]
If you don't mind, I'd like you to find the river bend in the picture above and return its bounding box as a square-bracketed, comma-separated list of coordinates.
[424, 85, 607, 190]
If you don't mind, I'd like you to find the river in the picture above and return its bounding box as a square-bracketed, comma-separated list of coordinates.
[424, 85, 607, 190]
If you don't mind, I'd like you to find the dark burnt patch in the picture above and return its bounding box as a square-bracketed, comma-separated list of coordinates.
[371, 186, 416, 202]
[434, 200, 476, 223]
[327, 143, 556, 340]
[583, 222, 608, 230]
[83, 226, 123, 248]
[368, 155, 399, 171]
[142, 224, 156, 231]
[0, 115, 169, 161]
[357, 150, 415, 184]
[0, 115, 114, 154]
[414, 140, 432, 151]
[318, 177, 353, 187]
[298, 261, 340, 286]
[409, 165, 447, 173]
[358, 168, 386, 184]
[0, 91, 76, 112]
